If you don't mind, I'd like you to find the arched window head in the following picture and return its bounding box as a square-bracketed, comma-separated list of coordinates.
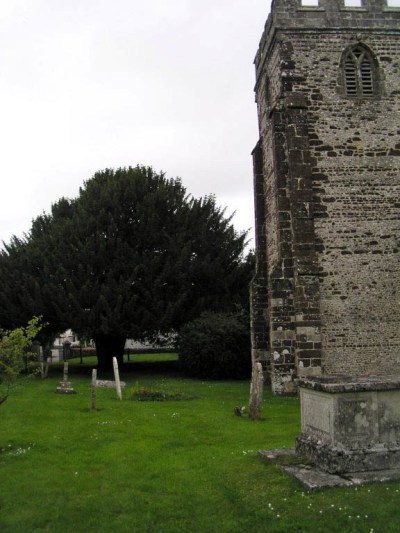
[343, 45, 376, 97]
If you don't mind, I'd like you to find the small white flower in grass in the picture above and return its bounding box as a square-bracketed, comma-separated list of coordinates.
[276, 514, 280, 518]
[319, 511, 323, 514]
[365, 515, 368, 518]
[75, 472, 78, 476]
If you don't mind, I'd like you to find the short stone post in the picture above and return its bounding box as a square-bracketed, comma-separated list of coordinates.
[113, 357, 122, 400]
[249, 362, 264, 420]
[91, 369, 97, 411]
[63, 362, 68, 381]
[63, 340, 71, 362]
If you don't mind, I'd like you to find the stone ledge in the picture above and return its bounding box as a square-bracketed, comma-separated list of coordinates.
[298, 375, 400, 393]
[296, 434, 400, 474]
[259, 449, 400, 491]
[282, 465, 400, 491]
[259, 448, 297, 461]
[282, 465, 353, 491]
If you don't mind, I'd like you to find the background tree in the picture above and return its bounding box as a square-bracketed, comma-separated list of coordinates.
[1, 166, 251, 370]
[0, 317, 42, 405]
[178, 311, 251, 380]
[0, 201, 75, 347]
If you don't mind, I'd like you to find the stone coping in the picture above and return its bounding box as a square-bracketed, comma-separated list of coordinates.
[259, 449, 400, 491]
[298, 375, 400, 393]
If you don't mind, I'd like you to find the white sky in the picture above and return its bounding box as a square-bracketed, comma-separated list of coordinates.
[0, 0, 271, 249]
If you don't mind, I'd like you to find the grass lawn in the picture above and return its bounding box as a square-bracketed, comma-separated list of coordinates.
[1, 354, 399, 532]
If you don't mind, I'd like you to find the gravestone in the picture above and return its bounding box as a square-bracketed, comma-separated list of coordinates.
[249, 362, 264, 420]
[56, 362, 76, 394]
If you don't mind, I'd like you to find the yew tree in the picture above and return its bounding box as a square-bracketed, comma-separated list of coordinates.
[4, 166, 250, 370]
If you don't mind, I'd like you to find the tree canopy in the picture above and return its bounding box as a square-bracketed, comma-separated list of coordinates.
[0, 166, 252, 369]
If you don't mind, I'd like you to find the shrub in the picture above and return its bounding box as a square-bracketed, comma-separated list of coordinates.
[178, 312, 251, 379]
[0, 317, 43, 405]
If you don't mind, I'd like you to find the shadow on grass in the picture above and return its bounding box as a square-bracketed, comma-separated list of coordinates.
[47, 355, 182, 380]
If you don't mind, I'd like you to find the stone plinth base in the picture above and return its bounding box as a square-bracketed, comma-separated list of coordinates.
[56, 381, 76, 394]
[296, 376, 400, 474]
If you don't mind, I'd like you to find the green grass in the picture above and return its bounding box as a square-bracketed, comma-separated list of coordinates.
[0, 355, 399, 532]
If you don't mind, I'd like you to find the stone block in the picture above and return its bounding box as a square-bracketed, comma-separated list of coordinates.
[296, 377, 400, 473]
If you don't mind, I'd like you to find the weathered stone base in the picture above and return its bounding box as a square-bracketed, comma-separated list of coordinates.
[297, 376, 400, 474]
[283, 464, 400, 491]
[259, 448, 400, 491]
[296, 434, 400, 474]
[56, 381, 76, 394]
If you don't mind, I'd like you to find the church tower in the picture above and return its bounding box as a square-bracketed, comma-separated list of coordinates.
[252, 0, 400, 472]
[252, 0, 400, 394]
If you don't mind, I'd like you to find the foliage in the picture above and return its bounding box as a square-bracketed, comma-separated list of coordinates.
[178, 311, 251, 379]
[0, 317, 42, 405]
[0, 166, 252, 370]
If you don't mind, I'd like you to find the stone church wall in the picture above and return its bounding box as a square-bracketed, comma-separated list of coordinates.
[252, 0, 400, 392]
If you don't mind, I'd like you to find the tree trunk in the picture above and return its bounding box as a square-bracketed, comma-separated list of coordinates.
[94, 334, 126, 371]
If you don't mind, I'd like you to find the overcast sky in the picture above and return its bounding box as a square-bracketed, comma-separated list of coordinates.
[0, 0, 271, 249]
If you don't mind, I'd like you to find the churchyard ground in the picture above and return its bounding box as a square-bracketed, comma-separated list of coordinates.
[1, 354, 399, 532]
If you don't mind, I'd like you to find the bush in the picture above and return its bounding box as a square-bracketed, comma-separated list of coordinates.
[0, 317, 43, 405]
[178, 312, 251, 380]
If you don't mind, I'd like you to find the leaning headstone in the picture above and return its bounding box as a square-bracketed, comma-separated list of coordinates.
[91, 369, 97, 411]
[56, 362, 76, 394]
[33, 341, 49, 379]
[248, 362, 264, 420]
[113, 357, 122, 400]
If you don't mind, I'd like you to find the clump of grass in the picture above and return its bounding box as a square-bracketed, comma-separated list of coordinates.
[128, 383, 195, 402]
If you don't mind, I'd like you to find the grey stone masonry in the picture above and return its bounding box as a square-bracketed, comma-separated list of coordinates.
[253, 0, 400, 474]
[252, 0, 400, 394]
[296, 376, 400, 473]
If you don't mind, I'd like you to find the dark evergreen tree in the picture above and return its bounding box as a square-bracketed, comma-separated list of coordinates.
[0, 166, 251, 370]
